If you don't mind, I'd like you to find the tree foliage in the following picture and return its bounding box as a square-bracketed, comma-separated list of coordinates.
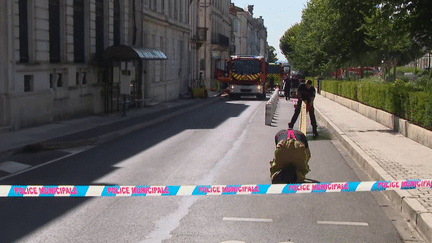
[402, 0, 432, 50]
[267, 45, 278, 63]
[279, 0, 427, 78]
[364, 2, 423, 81]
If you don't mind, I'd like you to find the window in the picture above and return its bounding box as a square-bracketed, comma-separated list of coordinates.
[161, 0, 164, 14]
[50, 73, 54, 88]
[185, 0, 190, 24]
[151, 35, 156, 48]
[95, 0, 104, 59]
[75, 72, 87, 85]
[49, 0, 61, 63]
[232, 60, 261, 75]
[170, 0, 174, 18]
[174, 0, 178, 20]
[76, 72, 80, 85]
[24, 75, 33, 92]
[200, 59, 205, 70]
[160, 36, 164, 82]
[113, 0, 120, 45]
[57, 73, 63, 87]
[82, 72, 87, 85]
[19, 0, 29, 63]
[179, 0, 183, 22]
[74, 0, 85, 63]
[172, 38, 175, 61]
[233, 19, 239, 32]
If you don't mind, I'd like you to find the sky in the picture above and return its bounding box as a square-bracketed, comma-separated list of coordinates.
[231, 0, 308, 62]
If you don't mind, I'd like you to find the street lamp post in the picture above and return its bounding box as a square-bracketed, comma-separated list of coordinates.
[200, 0, 211, 90]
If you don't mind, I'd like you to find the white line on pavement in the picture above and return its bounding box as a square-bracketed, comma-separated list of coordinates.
[58, 145, 95, 154]
[0, 146, 94, 182]
[223, 217, 273, 222]
[0, 161, 32, 173]
[317, 221, 369, 226]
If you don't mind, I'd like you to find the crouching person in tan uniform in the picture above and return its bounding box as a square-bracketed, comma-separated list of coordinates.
[270, 129, 311, 183]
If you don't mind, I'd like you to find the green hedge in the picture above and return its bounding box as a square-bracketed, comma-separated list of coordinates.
[321, 80, 432, 131]
[406, 91, 432, 129]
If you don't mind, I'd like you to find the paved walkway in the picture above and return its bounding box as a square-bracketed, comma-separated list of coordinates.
[314, 94, 432, 242]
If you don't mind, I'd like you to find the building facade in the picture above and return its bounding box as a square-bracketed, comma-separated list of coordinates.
[407, 52, 431, 70]
[138, 0, 192, 102]
[0, 0, 268, 131]
[198, 0, 231, 89]
[0, 0, 134, 130]
[232, 5, 267, 58]
[0, 0, 196, 130]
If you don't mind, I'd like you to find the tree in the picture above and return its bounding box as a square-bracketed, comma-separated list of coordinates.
[280, 0, 339, 75]
[327, 0, 377, 75]
[279, 0, 425, 79]
[267, 45, 278, 63]
[364, 2, 423, 81]
[280, 23, 300, 57]
[280, 23, 301, 67]
[399, 0, 432, 51]
[280, 0, 371, 75]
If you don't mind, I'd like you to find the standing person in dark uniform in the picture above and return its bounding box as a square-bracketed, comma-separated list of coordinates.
[291, 76, 300, 89]
[288, 80, 318, 137]
[283, 78, 291, 100]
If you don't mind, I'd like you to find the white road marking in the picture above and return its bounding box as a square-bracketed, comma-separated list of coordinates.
[317, 221, 369, 226]
[220, 241, 246, 243]
[0, 146, 94, 181]
[141, 105, 262, 243]
[223, 217, 273, 222]
[0, 161, 31, 173]
[58, 145, 95, 154]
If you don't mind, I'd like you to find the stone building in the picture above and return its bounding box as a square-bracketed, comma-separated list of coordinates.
[0, 0, 268, 131]
[198, 0, 231, 90]
[137, 0, 193, 102]
[0, 0, 195, 131]
[0, 0, 132, 130]
[211, 3, 268, 89]
[231, 5, 267, 58]
[407, 52, 431, 70]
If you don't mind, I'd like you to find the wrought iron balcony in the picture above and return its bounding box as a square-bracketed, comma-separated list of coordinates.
[211, 33, 230, 47]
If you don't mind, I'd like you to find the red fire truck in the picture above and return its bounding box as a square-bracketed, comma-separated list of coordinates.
[214, 55, 267, 100]
[266, 63, 282, 91]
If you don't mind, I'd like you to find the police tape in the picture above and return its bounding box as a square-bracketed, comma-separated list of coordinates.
[1, 179, 431, 197]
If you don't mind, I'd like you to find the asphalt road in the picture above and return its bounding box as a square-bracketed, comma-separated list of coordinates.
[0, 96, 412, 243]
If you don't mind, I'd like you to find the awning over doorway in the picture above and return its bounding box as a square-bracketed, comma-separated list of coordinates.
[103, 45, 168, 60]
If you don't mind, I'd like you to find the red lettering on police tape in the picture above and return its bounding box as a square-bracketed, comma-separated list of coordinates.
[4, 179, 432, 197]
[13, 187, 78, 195]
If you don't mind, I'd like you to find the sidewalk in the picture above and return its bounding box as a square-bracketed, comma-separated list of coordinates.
[0, 91, 223, 157]
[314, 94, 432, 242]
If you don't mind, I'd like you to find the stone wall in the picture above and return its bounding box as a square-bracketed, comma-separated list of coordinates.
[321, 90, 432, 150]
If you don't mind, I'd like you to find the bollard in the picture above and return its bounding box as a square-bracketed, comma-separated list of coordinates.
[265, 88, 279, 126]
[265, 103, 272, 125]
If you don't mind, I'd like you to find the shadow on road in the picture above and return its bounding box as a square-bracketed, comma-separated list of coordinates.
[0, 99, 250, 242]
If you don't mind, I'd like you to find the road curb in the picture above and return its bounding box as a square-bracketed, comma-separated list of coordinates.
[1, 97, 223, 156]
[315, 106, 432, 242]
